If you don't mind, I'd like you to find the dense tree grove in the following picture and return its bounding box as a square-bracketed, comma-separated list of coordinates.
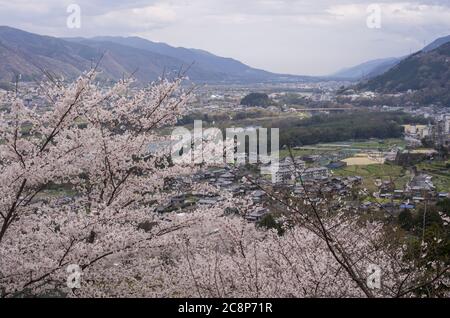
[275, 111, 425, 147]
[240, 93, 272, 107]
[182, 110, 426, 148]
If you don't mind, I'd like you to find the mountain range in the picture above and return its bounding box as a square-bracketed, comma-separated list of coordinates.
[1, 25, 450, 92]
[0, 26, 312, 84]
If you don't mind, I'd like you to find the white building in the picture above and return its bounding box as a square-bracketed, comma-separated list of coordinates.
[300, 167, 330, 181]
[274, 157, 306, 184]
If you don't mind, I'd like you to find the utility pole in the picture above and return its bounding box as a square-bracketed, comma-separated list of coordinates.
[422, 192, 428, 244]
[14, 73, 21, 96]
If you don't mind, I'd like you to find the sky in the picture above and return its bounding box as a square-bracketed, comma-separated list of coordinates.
[1, 0, 450, 76]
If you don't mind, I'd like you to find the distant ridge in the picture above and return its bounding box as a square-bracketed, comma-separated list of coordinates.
[422, 35, 450, 52]
[332, 57, 402, 80]
[332, 34, 450, 81]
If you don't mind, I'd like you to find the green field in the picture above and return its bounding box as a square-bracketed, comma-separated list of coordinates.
[318, 138, 405, 150]
[279, 148, 317, 159]
[279, 138, 405, 160]
[333, 164, 411, 192]
[348, 138, 406, 150]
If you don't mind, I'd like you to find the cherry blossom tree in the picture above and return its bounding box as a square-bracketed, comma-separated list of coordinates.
[167, 202, 449, 298]
[0, 70, 448, 298]
[0, 69, 199, 297]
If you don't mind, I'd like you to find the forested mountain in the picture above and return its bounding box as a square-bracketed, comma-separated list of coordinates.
[358, 42, 450, 106]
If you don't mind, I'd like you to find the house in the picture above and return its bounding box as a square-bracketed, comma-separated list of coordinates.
[245, 207, 269, 222]
[251, 190, 266, 203]
[407, 174, 435, 196]
[293, 186, 305, 195]
[216, 180, 233, 187]
[384, 150, 399, 162]
[393, 190, 404, 199]
[170, 195, 186, 205]
[302, 155, 321, 163]
[219, 172, 234, 179]
[346, 176, 362, 185]
[380, 180, 395, 194]
[215, 172, 235, 187]
[198, 198, 219, 206]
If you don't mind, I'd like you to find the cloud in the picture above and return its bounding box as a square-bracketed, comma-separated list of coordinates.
[92, 4, 177, 32]
[0, 0, 450, 75]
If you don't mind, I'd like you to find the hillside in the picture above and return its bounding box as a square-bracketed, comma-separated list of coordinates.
[358, 42, 450, 106]
[0, 26, 96, 81]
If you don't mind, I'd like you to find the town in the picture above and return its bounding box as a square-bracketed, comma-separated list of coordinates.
[145, 81, 450, 226]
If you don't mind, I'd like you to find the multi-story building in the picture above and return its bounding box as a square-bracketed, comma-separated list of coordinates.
[300, 167, 330, 181]
[434, 114, 450, 148]
[274, 157, 306, 184]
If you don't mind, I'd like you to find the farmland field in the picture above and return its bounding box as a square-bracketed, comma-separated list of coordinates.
[333, 164, 412, 192]
[416, 161, 450, 193]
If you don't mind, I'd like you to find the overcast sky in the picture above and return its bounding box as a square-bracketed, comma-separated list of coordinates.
[1, 0, 450, 76]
